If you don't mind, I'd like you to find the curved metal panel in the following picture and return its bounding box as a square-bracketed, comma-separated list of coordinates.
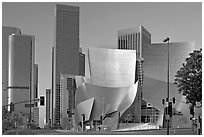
[88, 48, 136, 87]
[143, 42, 195, 109]
[76, 98, 94, 121]
[142, 42, 195, 125]
[75, 81, 138, 121]
[75, 47, 137, 129]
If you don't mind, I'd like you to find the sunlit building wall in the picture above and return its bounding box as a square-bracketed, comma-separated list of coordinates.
[88, 48, 136, 87]
[2, 26, 21, 108]
[8, 34, 35, 115]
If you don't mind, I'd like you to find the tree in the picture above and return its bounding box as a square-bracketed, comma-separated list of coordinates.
[2, 111, 29, 134]
[174, 48, 202, 107]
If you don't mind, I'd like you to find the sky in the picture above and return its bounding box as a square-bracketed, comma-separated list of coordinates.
[2, 2, 202, 127]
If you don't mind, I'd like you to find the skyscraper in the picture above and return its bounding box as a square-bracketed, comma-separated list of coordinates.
[46, 89, 51, 124]
[34, 64, 38, 107]
[2, 26, 21, 108]
[32, 64, 39, 126]
[8, 34, 35, 116]
[53, 4, 81, 125]
[33, 107, 39, 127]
[60, 74, 77, 129]
[118, 26, 151, 122]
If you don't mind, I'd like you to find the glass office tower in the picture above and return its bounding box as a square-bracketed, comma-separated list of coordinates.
[53, 4, 83, 125]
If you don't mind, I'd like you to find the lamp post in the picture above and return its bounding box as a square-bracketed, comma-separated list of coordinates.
[163, 37, 170, 135]
[81, 114, 83, 132]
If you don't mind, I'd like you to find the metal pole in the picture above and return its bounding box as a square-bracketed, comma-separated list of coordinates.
[82, 114, 83, 132]
[167, 39, 170, 135]
[146, 103, 147, 123]
[163, 37, 170, 135]
[29, 42, 32, 129]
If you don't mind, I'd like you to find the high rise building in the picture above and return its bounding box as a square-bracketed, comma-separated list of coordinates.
[60, 74, 77, 129]
[31, 64, 39, 126]
[117, 26, 151, 123]
[46, 89, 51, 124]
[2, 26, 21, 108]
[51, 47, 54, 127]
[33, 107, 39, 127]
[33, 64, 38, 107]
[53, 4, 81, 125]
[8, 34, 35, 116]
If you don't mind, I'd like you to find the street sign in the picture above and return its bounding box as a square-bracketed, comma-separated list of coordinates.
[25, 104, 34, 108]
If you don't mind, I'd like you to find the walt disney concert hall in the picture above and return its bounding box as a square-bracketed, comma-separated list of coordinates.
[74, 48, 139, 130]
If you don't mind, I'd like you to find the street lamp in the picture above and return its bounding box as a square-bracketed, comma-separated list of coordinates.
[163, 37, 170, 135]
[82, 114, 85, 131]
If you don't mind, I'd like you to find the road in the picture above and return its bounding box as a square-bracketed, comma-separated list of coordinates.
[4, 128, 198, 135]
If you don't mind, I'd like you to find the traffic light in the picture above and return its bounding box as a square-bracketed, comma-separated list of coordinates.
[172, 97, 176, 104]
[10, 102, 15, 112]
[190, 106, 194, 116]
[40, 96, 45, 106]
[67, 109, 70, 114]
[82, 114, 85, 122]
[168, 102, 172, 117]
[162, 99, 165, 105]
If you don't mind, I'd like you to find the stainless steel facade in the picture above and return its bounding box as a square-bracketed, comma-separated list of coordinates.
[8, 34, 35, 115]
[2, 26, 21, 108]
[53, 4, 82, 125]
[75, 48, 138, 130]
[143, 42, 195, 111]
[142, 42, 195, 126]
[88, 48, 136, 87]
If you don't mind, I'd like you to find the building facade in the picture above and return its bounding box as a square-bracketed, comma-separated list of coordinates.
[60, 74, 77, 129]
[8, 34, 35, 116]
[33, 107, 39, 127]
[31, 64, 39, 126]
[46, 89, 51, 124]
[142, 42, 195, 126]
[117, 26, 151, 123]
[33, 64, 38, 107]
[2, 26, 21, 108]
[75, 48, 138, 130]
[53, 4, 83, 125]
